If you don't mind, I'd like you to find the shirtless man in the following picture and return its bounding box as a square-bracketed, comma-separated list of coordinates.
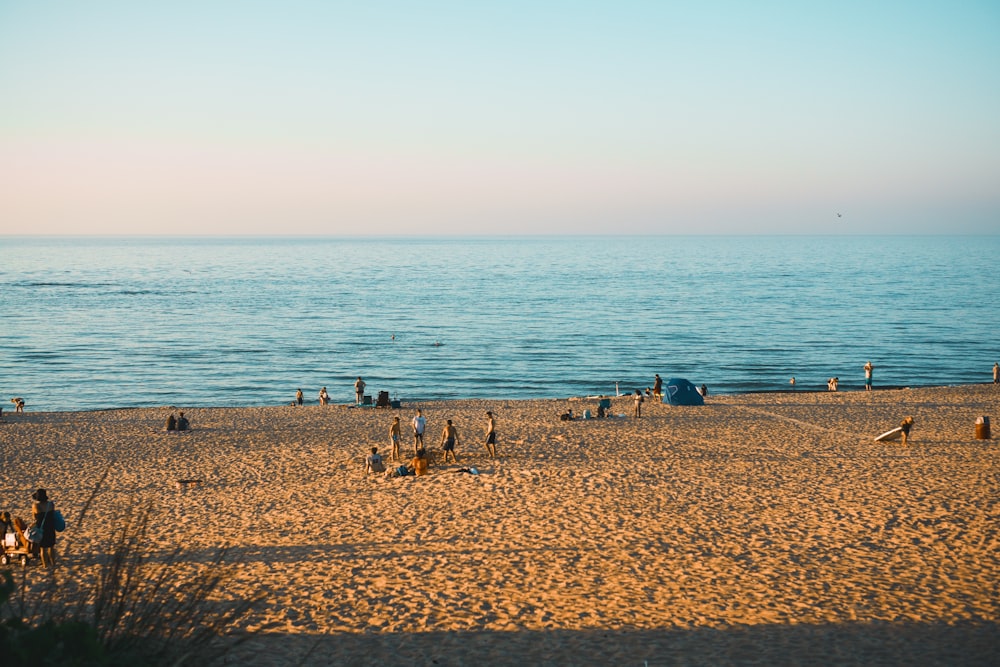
[484, 411, 497, 458]
[389, 416, 402, 462]
[354, 377, 366, 404]
[440, 419, 460, 463]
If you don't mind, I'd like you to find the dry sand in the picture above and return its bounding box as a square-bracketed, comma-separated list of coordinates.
[1, 385, 998, 665]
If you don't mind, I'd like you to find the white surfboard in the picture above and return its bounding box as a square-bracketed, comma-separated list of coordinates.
[874, 426, 903, 442]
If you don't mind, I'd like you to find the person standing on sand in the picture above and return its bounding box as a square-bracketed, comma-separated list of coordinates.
[440, 419, 460, 463]
[389, 416, 401, 462]
[355, 377, 366, 404]
[633, 389, 644, 418]
[484, 411, 497, 458]
[296, 388, 303, 406]
[864, 361, 874, 391]
[318, 387, 329, 405]
[993, 362, 999, 384]
[31, 488, 58, 568]
[412, 409, 426, 451]
[653, 374, 662, 399]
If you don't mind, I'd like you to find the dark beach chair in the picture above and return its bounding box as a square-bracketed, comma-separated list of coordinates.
[376, 391, 391, 408]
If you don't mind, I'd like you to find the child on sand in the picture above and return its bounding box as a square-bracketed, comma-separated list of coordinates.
[900, 416, 914, 445]
[389, 416, 401, 461]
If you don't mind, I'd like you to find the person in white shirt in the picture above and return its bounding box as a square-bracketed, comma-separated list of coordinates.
[412, 409, 426, 452]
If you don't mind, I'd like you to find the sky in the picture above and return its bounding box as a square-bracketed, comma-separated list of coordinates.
[1, 1, 998, 236]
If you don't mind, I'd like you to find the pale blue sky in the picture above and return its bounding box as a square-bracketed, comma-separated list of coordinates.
[1, 1, 998, 235]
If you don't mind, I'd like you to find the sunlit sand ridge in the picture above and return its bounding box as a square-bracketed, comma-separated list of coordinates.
[2, 385, 997, 665]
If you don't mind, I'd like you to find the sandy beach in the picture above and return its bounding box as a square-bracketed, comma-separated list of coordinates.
[1, 384, 998, 665]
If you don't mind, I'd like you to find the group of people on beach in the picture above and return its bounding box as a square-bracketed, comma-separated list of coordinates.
[164, 412, 190, 432]
[365, 409, 497, 477]
[300, 377, 370, 407]
[1, 488, 62, 568]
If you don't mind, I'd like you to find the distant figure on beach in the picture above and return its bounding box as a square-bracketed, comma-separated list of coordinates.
[31, 488, 57, 568]
[389, 416, 401, 461]
[296, 388, 303, 406]
[318, 387, 329, 405]
[633, 389, 644, 418]
[484, 411, 497, 458]
[653, 374, 662, 398]
[789, 377, 796, 389]
[355, 377, 366, 404]
[900, 416, 914, 445]
[560, 409, 574, 421]
[176, 412, 190, 431]
[10, 398, 24, 413]
[827, 377, 839, 392]
[165, 413, 177, 432]
[411, 448, 429, 476]
[699, 384, 708, 397]
[994, 362, 999, 384]
[864, 361, 874, 391]
[440, 419, 460, 463]
[412, 409, 426, 450]
[365, 446, 386, 474]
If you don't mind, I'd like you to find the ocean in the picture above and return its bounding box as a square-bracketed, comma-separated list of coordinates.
[1, 235, 997, 412]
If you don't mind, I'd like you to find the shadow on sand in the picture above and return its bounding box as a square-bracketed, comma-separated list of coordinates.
[226, 621, 1000, 666]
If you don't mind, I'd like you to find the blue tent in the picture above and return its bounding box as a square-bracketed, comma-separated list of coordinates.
[662, 378, 704, 406]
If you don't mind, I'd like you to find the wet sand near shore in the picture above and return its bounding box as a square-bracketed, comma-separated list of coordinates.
[1, 385, 997, 665]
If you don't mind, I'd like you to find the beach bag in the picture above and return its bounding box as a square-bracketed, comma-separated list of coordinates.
[26, 523, 44, 544]
[53, 510, 66, 532]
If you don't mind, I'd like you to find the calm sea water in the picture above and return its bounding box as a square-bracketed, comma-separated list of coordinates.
[1, 236, 997, 412]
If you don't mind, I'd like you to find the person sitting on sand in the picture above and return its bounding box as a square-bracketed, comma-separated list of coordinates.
[440, 419, 460, 463]
[365, 446, 386, 474]
[560, 409, 574, 421]
[176, 412, 190, 431]
[165, 413, 177, 432]
[900, 416, 914, 445]
[411, 448, 429, 476]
